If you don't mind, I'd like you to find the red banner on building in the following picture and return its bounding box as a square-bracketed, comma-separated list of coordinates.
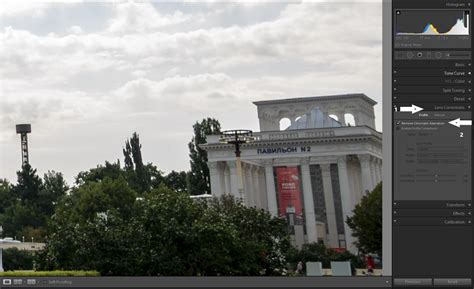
[275, 167, 303, 218]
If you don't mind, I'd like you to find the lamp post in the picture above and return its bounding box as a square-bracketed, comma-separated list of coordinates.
[219, 130, 255, 203]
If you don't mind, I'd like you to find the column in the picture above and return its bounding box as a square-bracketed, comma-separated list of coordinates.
[359, 154, 374, 194]
[224, 165, 231, 195]
[301, 158, 318, 243]
[375, 158, 382, 185]
[337, 156, 357, 254]
[290, 115, 295, 127]
[369, 156, 377, 188]
[355, 111, 366, 127]
[321, 163, 339, 248]
[379, 158, 383, 183]
[354, 163, 364, 202]
[227, 160, 239, 198]
[353, 111, 360, 126]
[348, 160, 359, 208]
[335, 111, 345, 125]
[244, 164, 254, 207]
[252, 166, 262, 208]
[208, 161, 223, 197]
[259, 167, 268, 209]
[264, 159, 278, 216]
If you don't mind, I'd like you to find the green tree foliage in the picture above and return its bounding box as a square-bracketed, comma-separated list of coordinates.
[12, 164, 43, 202]
[346, 182, 382, 256]
[37, 177, 138, 273]
[38, 171, 69, 217]
[64, 177, 137, 223]
[75, 161, 123, 186]
[202, 195, 290, 276]
[144, 163, 165, 191]
[122, 133, 152, 193]
[122, 140, 134, 170]
[0, 179, 14, 214]
[163, 170, 188, 192]
[1, 202, 43, 238]
[39, 188, 290, 276]
[188, 118, 221, 195]
[286, 242, 364, 273]
[2, 248, 35, 271]
[0, 166, 66, 241]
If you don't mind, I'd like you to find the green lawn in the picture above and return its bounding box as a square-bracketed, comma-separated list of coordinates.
[0, 271, 100, 277]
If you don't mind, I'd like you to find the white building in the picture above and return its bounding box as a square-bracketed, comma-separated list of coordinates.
[201, 94, 382, 253]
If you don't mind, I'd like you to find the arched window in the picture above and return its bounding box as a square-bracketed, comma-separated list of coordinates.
[344, 113, 356, 126]
[329, 114, 338, 122]
[279, 118, 291, 130]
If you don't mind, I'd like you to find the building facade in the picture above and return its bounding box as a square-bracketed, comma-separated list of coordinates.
[201, 94, 382, 253]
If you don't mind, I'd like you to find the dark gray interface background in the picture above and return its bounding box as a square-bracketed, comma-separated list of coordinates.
[394, 111, 471, 200]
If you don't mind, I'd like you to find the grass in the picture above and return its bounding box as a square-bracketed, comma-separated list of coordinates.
[0, 271, 100, 277]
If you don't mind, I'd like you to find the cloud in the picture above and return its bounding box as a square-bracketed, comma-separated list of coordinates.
[68, 25, 83, 34]
[1, 2, 381, 88]
[0, 1, 49, 18]
[105, 1, 196, 34]
[114, 73, 247, 113]
[0, 1, 383, 183]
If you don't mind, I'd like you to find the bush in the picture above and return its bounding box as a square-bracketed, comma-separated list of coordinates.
[2, 248, 34, 271]
[286, 243, 364, 274]
[38, 190, 290, 276]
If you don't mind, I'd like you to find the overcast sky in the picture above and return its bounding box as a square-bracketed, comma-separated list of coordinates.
[0, 0, 382, 185]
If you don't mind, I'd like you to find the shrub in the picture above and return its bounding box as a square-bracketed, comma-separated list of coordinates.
[2, 248, 34, 271]
[286, 242, 364, 274]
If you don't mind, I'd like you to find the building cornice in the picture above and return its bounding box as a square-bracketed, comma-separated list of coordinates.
[201, 133, 382, 151]
[252, 93, 377, 106]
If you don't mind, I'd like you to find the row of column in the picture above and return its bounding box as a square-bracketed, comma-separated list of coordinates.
[359, 155, 382, 194]
[338, 155, 382, 252]
[208, 154, 382, 254]
[209, 161, 269, 209]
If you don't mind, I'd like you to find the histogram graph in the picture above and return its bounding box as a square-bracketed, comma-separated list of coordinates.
[395, 10, 470, 36]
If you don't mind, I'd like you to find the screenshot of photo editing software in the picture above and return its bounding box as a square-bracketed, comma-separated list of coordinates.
[0, 0, 473, 288]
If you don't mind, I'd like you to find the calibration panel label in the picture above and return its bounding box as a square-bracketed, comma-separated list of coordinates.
[392, 0, 473, 287]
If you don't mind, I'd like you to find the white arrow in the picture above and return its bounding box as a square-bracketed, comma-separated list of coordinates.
[449, 118, 472, 127]
[400, 104, 423, 114]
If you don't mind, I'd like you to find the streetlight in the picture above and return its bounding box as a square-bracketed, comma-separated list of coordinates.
[219, 130, 255, 203]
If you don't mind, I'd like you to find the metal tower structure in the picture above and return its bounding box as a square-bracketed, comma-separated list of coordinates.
[16, 124, 32, 166]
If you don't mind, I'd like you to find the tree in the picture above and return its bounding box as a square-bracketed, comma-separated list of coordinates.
[40, 189, 290, 276]
[123, 133, 150, 193]
[0, 165, 48, 239]
[38, 171, 69, 216]
[66, 177, 137, 223]
[0, 199, 46, 240]
[163, 170, 188, 192]
[0, 179, 14, 215]
[203, 195, 290, 276]
[346, 182, 382, 256]
[12, 164, 43, 202]
[188, 118, 221, 195]
[37, 177, 139, 273]
[122, 140, 134, 171]
[75, 161, 123, 186]
[2, 248, 34, 271]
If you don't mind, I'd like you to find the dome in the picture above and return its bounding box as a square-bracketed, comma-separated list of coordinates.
[286, 108, 342, 130]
